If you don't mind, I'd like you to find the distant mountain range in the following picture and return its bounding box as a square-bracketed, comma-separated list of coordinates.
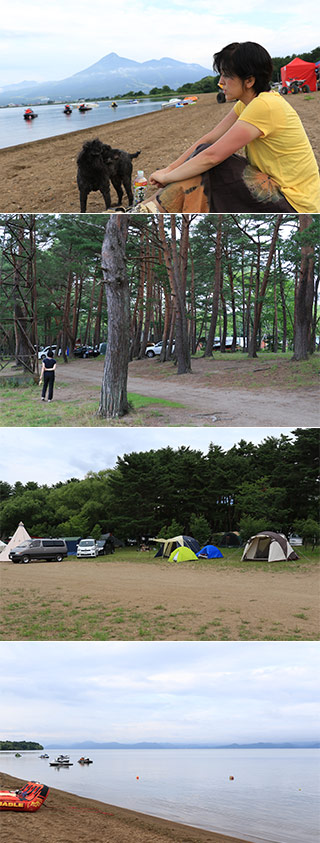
[44, 740, 320, 750]
[0, 53, 212, 106]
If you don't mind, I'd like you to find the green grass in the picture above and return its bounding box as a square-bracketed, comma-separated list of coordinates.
[0, 382, 184, 427]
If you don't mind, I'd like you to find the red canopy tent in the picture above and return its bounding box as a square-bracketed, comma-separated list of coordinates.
[281, 57, 317, 91]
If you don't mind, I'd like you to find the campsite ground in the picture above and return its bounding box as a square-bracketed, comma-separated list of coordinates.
[1, 352, 319, 427]
[1, 91, 319, 212]
[1, 548, 319, 641]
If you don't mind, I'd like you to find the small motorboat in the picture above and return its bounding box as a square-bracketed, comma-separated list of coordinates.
[39, 753, 49, 758]
[0, 781, 49, 812]
[78, 104, 92, 112]
[49, 755, 73, 766]
[23, 109, 38, 120]
[15, 753, 21, 757]
[63, 105, 72, 114]
[110, 101, 118, 108]
[78, 757, 93, 764]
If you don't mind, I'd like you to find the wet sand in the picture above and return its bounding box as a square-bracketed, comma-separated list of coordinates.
[1, 92, 319, 212]
[0, 772, 253, 843]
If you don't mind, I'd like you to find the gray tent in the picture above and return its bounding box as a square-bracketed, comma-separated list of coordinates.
[241, 531, 299, 562]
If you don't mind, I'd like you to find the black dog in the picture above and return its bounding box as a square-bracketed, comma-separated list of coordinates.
[76, 138, 141, 212]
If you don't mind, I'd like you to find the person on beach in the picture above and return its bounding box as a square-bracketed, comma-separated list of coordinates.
[133, 41, 320, 213]
[39, 349, 57, 402]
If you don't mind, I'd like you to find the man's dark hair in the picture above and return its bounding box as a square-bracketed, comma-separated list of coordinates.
[47, 350, 54, 358]
[213, 42, 273, 95]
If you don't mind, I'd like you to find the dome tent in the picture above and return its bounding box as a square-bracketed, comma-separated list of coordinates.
[241, 531, 299, 563]
[281, 57, 317, 92]
[153, 535, 200, 558]
[0, 522, 31, 562]
[196, 545, 223, 559]
[168, 546, 199, 563]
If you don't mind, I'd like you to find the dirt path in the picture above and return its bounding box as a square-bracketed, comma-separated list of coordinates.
[1, 558, 318, 640]
[57, 358, 319, 426]
[2, 92, 319, 212]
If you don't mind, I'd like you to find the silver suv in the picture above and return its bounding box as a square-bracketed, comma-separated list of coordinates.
[9, 538, 67, 563]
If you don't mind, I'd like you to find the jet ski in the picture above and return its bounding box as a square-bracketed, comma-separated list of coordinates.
[78, 104, 92, 112]
[110, 101, 118, 108]
[24, 109, 38, 120]
[49, 755, 73, 766]
[64, 105, 72, 114]
[0, 781, 49, 812]
[78, 757, 93, 764]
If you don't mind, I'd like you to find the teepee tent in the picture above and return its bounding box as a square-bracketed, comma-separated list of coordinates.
[168, 546, 199, 563]
[0, 522, 31, 562]
[153, 535, 200, 558]
[196, 545, 223, 558]
[241, 531, 299, 562]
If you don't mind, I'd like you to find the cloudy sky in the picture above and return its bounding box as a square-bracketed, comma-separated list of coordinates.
[0, 641, 318, 744]
[1, 0, 318, 86]
[0, 427, 295, 485]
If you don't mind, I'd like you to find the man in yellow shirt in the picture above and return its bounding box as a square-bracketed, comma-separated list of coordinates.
[146, 42, 320, 213]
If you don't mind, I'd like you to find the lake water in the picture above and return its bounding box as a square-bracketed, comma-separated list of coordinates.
[0, 99, 164, 150]
[1, 748, 319, 843]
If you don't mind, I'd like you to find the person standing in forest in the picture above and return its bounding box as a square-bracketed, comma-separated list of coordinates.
[39, 350, 57, 402]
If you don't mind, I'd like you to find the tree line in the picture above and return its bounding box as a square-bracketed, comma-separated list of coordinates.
[0, 429, 318, 545]
[0, 213, 318, 416]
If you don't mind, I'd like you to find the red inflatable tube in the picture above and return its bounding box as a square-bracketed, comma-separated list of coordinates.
[0, 781, 49, 811]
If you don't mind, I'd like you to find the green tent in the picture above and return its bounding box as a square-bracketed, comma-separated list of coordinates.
[168, 546, 199, 563]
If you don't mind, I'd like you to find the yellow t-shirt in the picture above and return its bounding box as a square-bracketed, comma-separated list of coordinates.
[233, 91, 320, 212]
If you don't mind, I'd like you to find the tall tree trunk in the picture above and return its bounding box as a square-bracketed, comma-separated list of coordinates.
[248, 214, 283, 357]
[292, 214, 315, 361]
[204, 214, 222, 356]
[273, 254, 278, 353]
[277, 249, 287, 352]
[157, 215, 191, 373]
[99, 216, 130, 418]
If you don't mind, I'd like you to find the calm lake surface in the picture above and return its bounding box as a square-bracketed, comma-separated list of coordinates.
[1, 748, 319, 843]
[0, 99, 163, 149]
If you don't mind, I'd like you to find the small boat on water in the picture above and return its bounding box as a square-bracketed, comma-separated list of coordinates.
[78, 104, 92, 112]
[78, 757, 93, 764]
[0, 781, 49, 812]
[110, 101, 118, 108]
[63, 105, 72, 114]
[49, 755, 73, 766]
[39, 753, 49, 758]
[15, 753, 21, 757]
[24, 109, 38, 120]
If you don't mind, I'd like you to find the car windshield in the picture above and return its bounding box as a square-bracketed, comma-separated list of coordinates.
[14, 541, 31, 549]
[79, 540, 95, 547]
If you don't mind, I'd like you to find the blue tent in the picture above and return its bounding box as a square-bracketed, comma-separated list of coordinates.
[196, 544, 223, 558]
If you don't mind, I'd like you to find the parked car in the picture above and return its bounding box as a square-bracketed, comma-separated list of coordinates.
[73, 345, 100, 358]
[289, 533, 303, 546]
[38, 345, 57, 360]
[213, 337, 235, 350]
[96, 537, 114, 556]
[76, 538, 98, 558]
[9, 538, 68, 564]
[145, 341, 175, 358]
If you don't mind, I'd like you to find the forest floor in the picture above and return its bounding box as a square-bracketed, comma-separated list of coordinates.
[1, 352, 319, 427]
[1, 549, 319, 641]
[1, 91, 319, 212]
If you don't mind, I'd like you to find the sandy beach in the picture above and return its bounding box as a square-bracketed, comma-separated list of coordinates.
[1, 92, 319, 213]
[0, 772, 254, 843]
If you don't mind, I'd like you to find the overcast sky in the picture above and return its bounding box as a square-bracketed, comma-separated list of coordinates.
[0, 642, 318, 744]
[1, 0, 318, 86]
[0, 428, 295, 485]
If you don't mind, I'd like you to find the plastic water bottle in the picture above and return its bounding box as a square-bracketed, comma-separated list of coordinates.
[133, 170, 147, 205]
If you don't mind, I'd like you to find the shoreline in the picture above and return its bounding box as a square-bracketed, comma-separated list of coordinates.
[1, 91, 319, 212]
[0, 772, 258, 843]
[0, 105, 163, 154]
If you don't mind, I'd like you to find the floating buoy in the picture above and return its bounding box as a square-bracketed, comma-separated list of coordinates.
[229, 776, 234, 780]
